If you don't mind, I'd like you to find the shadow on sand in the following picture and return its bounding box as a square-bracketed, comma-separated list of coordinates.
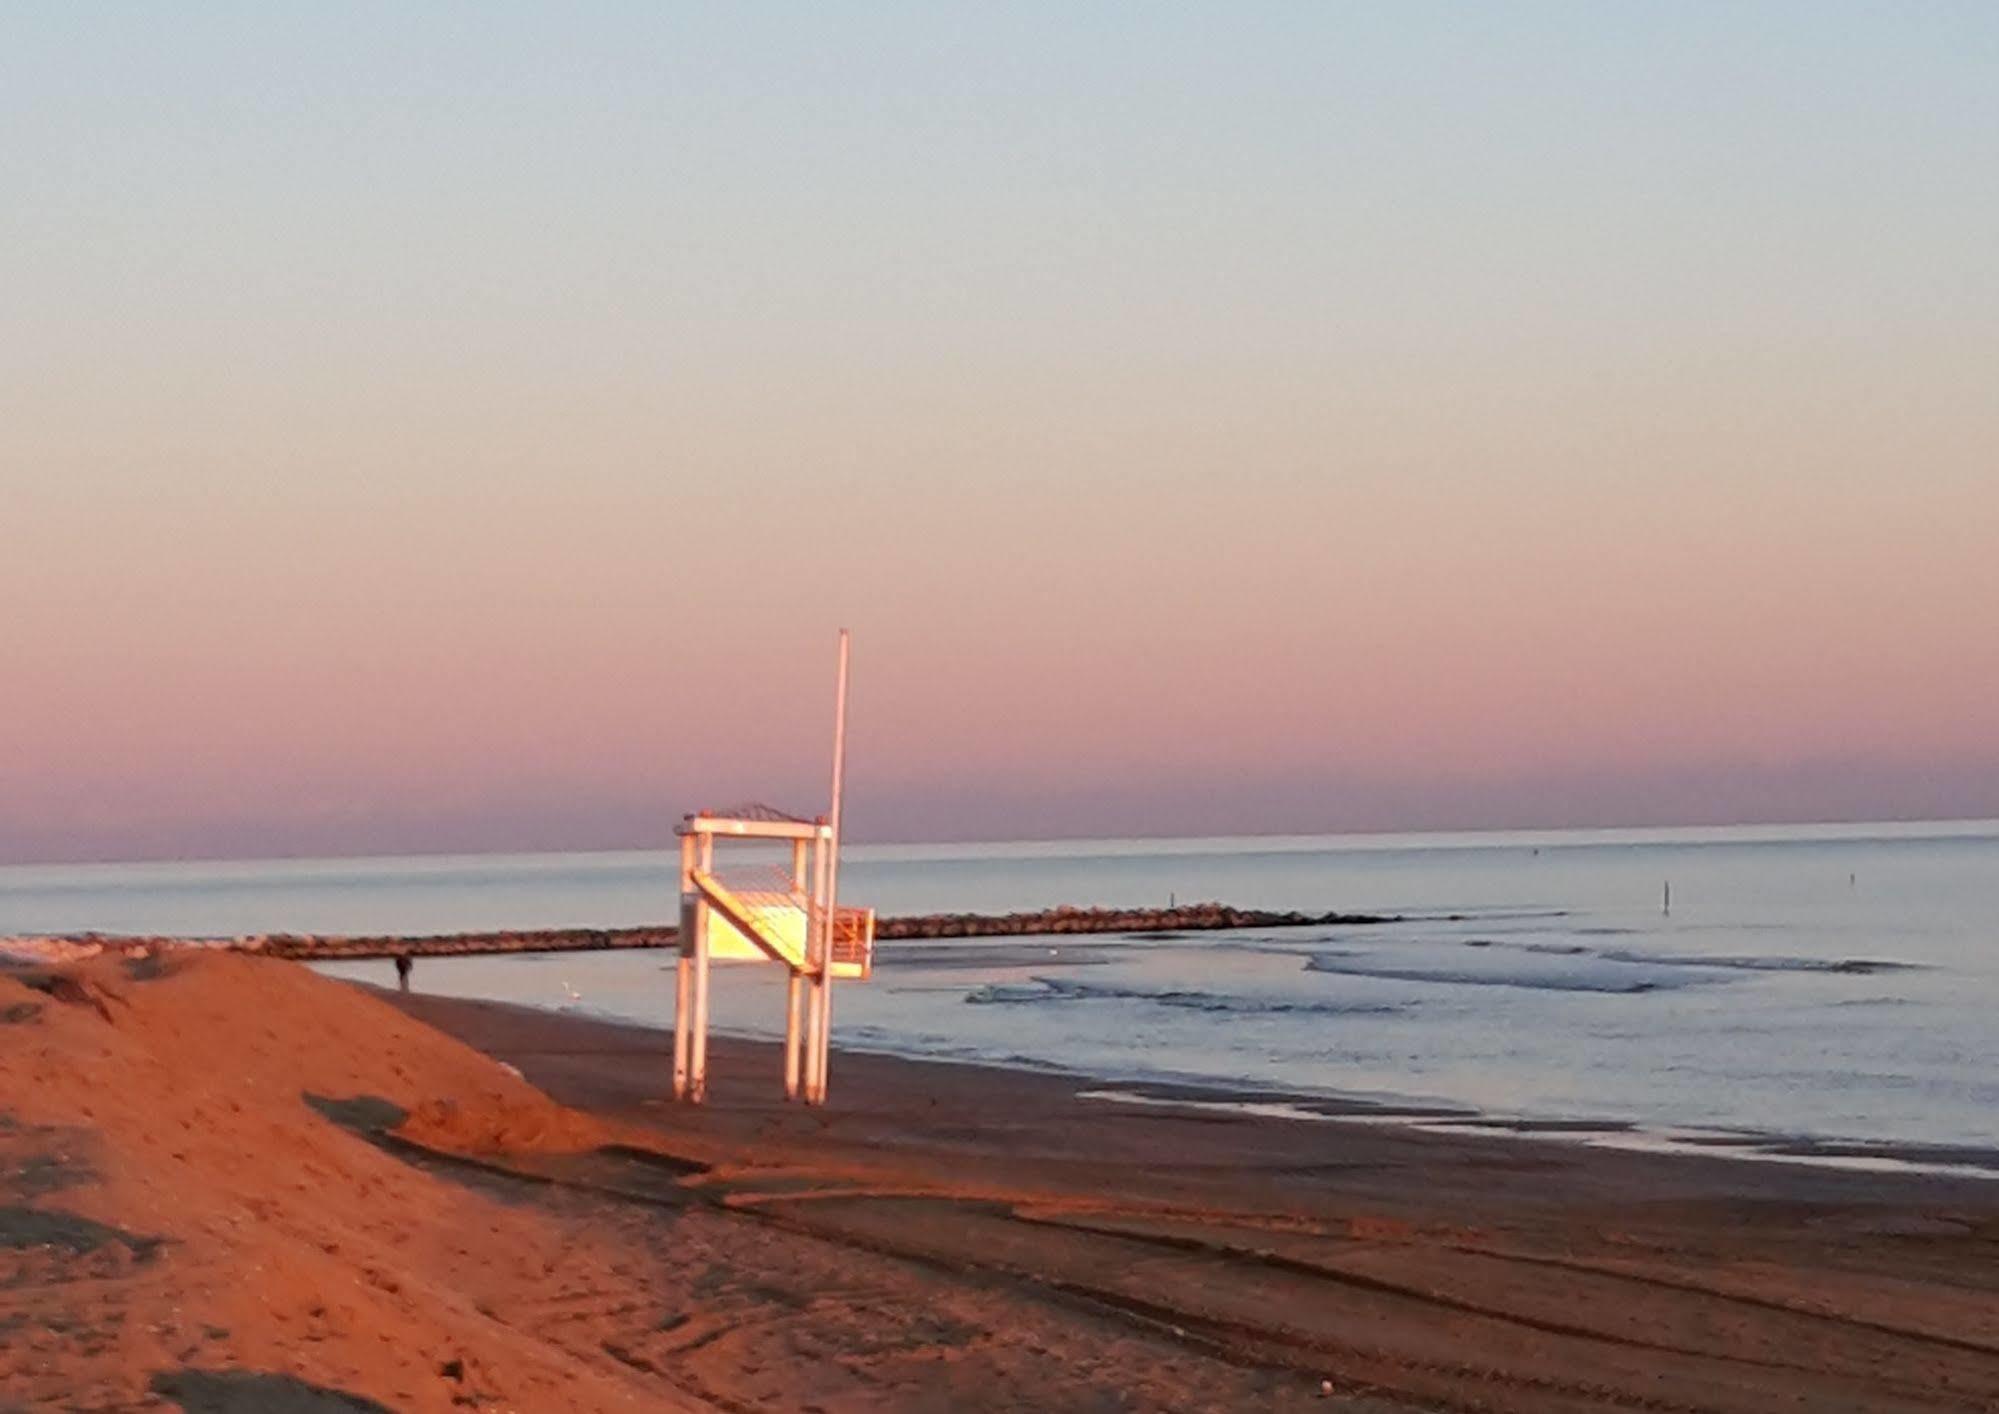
[150, 1368, 393, 1413]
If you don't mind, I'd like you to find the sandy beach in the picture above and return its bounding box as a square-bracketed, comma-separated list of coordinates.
[5, 951, 1998, 1412]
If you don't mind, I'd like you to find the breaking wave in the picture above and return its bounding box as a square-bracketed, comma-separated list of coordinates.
[1301, 939, 1924, 993]
[1459, 939, 1589, 955]
[964, 976, 1405, 1016]
[1302, 953, 1700, 994]
[1599, 950, 1922, 975]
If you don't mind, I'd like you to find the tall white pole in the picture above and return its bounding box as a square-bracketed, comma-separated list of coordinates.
[810, 629, 851, 1105]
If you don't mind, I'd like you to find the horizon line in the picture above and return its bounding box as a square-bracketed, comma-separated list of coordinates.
[6, 812, 1997, 876]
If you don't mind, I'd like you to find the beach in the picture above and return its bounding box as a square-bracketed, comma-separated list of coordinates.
[15, 825, 1999, 1165]
[5, 951, 1997, 1412]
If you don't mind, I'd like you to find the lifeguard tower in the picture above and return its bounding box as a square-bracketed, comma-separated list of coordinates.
[671, 631, 871, 1106]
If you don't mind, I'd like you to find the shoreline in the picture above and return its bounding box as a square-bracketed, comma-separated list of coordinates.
[378, 979, 1999, 1185]
[377, 983, 1999, 1204]
[28, 930, 1986, 1171]
[10, 919, 1996, 1176]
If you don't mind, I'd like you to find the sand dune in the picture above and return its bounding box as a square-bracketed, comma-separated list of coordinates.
[0, 953, 691, 1411]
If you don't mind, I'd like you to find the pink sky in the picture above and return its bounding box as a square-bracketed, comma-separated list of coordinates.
[8, 381, 1995, 861]
[5, 6, 1997, 862]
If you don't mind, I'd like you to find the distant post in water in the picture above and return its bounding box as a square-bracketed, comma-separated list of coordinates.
[671, 630, 873, 1106]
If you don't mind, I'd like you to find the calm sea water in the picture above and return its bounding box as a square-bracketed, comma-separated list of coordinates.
[5, 822, 1996, 1167]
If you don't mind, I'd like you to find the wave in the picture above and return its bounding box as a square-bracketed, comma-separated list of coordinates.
[1436, 937, 1921, 976]
[1459, 939, 1588, 955]
[1302, 952, 1706, 994]
[1400, 908, 1573, 922]
[1599, 950, 1922, 975]
[964, 976, 1405, 1017]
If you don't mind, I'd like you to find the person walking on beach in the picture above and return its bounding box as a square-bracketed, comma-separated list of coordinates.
[395, 953, 413, 993]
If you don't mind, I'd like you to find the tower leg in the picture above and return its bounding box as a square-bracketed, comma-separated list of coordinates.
[784, 971, 804, 1100]
[809, 974, 835, 1105]
[675, 835, 696, 1102]
[690, 919, 711, 1104]
[689, 834, 714, 1103]
[673, 949, 692, 1100]
[786, 838, 809, 1101]
[801, 974, 820, 1099]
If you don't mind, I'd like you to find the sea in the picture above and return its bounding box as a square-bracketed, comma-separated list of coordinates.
[5, 820, 1996, 1176]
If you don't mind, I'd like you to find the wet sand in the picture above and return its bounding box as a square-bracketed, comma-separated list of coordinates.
[386, 989, 1999, 1413]
[5, 953, 1997, 1412]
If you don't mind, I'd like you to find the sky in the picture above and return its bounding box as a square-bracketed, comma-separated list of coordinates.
[4, 4, 1997, 864]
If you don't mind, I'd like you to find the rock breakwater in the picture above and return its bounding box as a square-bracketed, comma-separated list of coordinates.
[2, 903, 1393, 963]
